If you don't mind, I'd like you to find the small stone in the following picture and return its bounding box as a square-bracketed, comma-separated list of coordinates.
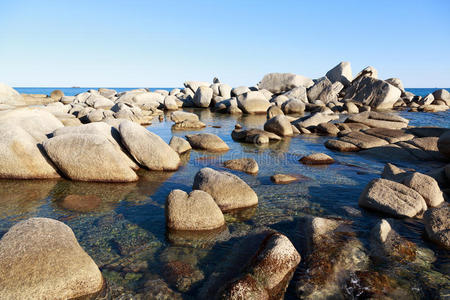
[299, 153, 335, 165]
[223, 158, 259, 174]
[270, 174, 299, 184]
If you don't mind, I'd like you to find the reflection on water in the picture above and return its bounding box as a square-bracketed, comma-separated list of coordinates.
[0, 109, 449, 298]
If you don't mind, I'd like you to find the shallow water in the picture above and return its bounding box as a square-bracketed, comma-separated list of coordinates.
[1, 97, 450, 298]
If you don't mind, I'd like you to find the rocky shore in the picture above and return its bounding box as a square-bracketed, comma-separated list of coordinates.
[0, 62, 449, 299]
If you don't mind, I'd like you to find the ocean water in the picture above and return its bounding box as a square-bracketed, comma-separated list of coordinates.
[1, 87, 449, 298]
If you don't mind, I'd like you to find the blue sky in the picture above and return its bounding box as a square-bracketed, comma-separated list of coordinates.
[0, 0, 449, 87]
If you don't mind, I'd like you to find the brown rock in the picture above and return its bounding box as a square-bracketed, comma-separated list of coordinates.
[223, 158, 259, 174]
[300, 153, 335, 165]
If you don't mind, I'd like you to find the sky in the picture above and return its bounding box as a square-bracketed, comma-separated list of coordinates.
[0, 0, 449, 88]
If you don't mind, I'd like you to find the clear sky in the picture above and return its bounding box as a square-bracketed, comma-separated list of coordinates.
[0, 0, 449, 88]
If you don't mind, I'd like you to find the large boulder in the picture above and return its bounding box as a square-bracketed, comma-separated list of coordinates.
[282, 86, 308, 102]
[299, 153, 335, 165]
[0, 83, 25, 105]
[358, 178, 427, 218]
[119, 120, 180, 171]
[237, 91, 271, 114]
[0, 218, 104, 299]
[345, 111, 408, 129]
[258, 73, 314, 93]
[170, 111, 199, 123]
[307, 76, 343, 103]
[282, 99, 306, 114]
[193, 167, 258, 211]
[423, 206, 450, 250]
[344, 77, 401, 110]
[264, 115, 293, 136]
[169, 136, 192, 154]
[0, 108, 64, 142]
[325, 61, 353, 87]
[185, 133, 230, 152]
[0, 124, 60, 179]
[165, 189, 225, 231]
[193, 86, 213, 108]
[402, 172, 444, 207]
[43, 133, 138, 182]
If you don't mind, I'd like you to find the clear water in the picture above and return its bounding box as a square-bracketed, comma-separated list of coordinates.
[1, 88, 449, 298]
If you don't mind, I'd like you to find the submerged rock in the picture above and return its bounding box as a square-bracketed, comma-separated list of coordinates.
[0, 218, 104, 299]
[223, 158, 259, 174]
[220, 232, 300, 300]
[166, 189, 225, 231]
[186, 133, 230, 152]
[358, 178, 427, 218]
[193, 167, 258, 211]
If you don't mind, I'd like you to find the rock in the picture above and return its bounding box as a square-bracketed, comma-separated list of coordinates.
[166, 190, 225, 231]
[263, 115, 293, 136]
[353, 66, 378, 82]
[172, 120, 206, 130]
[419, 104, 448, 112]
[381, 163, 409, 182]
[98, 88, 116, 98]
[52, 122, 139, 170]
[363, 128, 414, 143]
[170, 111, 199, 123]
[295, 216, 369, 299]
[220, 232, 300, 299]
[0, 108, 64, 142]
[433, 89, 450, 102]
[223, 158, 259, 174]
[193, 86, 213, 108]
[317, 122, 339, 136]
[0, 218, 103, 299]
[267, 105, 284, 119]
[185, 133, 229, 152]
[162, 260, 205, 293]
[50, 89, 64, 101]
[43, 133, 138, 182]
[193, 167, 258, 211]
[324, 139, 360, 152]
[282, 86, 308, 102]
[231, 128, 281, 144]
[294, 112, 339, 128]
[258, 73, 314, 93]
[164, 95, 178, 110]
[219, 84, 232, 98]
[326, 61, 353, 87]
[299, 153, 335, 165]
[385, 78, 404, 91]
[232, 86, 251, 97]
[402, 172, 444, 207]
[421, 93, 435, 105]
[119, 120, 180, 170]
[346, 111, 408, 129]
[184, 81, 210, 93]
[344, 77, 401, 109]
[282, 99, 306, 114]
[358, 178, 427, 218]
[423, 206, 450, 250]
[344, 102, 359, 114]
[370, 219, 417, 263]
[0, 123, 60, 179]
[307, 76, 340, 103]
[237, 91, 271, 114]
[169, 136, 192, 154]
[437, 130, 450, 159]
[270, 174, 299, 184]
[0, 83, 25, 105]
[339, 131, 389, 149]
